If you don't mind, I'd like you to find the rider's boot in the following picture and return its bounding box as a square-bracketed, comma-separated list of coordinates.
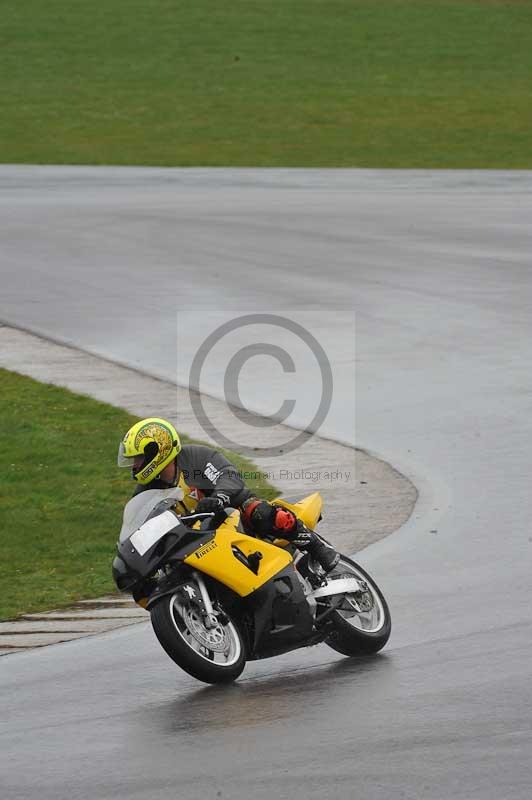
[309, 533, 341, 573]
[292, 528, 340, 574]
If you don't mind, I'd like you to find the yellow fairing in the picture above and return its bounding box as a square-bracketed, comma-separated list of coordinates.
[183, 512, 292, 597]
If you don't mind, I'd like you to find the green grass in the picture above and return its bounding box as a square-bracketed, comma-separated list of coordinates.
[1, 1, 531, 167]
[0, 369, 277, 620]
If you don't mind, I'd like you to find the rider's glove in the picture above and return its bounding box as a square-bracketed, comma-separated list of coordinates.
[196, 495, 227, 515]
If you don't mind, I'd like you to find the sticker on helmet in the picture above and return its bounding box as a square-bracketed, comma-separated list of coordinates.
[134, 421, 173, 461]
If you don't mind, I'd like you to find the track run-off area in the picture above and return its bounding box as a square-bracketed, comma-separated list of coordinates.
[1, 167, 531, 799]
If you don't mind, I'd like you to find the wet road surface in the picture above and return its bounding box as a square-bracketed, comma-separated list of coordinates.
[1, 167, 531, 799]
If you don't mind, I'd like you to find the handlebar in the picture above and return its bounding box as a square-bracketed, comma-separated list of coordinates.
[178, 507, 236, 530]
[179, 512, 215, 523]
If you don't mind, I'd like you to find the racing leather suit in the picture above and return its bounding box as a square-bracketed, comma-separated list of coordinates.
[132, 444, 251, 510]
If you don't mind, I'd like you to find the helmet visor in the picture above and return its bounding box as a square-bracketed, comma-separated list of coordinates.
[117, 441, 135, 468]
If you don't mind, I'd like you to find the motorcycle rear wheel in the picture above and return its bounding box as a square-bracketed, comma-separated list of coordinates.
[324, 556, 391, 656]
[151, 590, 246, 684]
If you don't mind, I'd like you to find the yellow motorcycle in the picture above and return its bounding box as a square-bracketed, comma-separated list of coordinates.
[113, 492, 391, 684]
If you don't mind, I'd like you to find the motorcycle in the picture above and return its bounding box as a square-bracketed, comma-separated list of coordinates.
[113, 491, 391, 684]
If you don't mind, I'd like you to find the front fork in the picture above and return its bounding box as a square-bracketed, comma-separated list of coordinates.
[190, 571, 219, 629]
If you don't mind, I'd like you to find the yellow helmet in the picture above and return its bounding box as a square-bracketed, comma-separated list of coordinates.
[117, 417, 181, 485]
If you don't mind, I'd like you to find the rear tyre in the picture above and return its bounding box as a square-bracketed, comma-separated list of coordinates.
[151, 590, 246, 684]
[324, 556, 391, 656]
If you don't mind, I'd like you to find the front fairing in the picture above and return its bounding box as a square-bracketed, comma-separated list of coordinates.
[118, 511, 212, 582]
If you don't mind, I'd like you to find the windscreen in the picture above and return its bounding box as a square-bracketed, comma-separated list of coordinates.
[119, 487, 184, 542]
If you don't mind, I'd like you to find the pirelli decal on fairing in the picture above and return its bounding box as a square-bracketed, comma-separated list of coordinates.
[195, 541, 218, 559]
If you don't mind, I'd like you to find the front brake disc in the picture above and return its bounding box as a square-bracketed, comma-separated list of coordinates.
[182, 608, 228, 653]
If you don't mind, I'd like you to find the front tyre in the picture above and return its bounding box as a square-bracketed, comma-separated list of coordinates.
[325, 556, 391, 656]
[151, 591, 246, 684]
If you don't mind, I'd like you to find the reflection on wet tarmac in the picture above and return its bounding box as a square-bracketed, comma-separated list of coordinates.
[146, 654, 392, 735]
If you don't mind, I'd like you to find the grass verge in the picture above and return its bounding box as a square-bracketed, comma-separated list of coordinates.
[2, 1, 532, 167]
[0, 368, 277, 620]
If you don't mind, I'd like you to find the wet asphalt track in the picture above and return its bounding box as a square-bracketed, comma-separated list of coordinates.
[1, 167, 532, 799]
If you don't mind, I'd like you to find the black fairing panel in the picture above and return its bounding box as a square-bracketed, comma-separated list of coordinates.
[247, 565, 314, 658]
[112, 555, 138, 591]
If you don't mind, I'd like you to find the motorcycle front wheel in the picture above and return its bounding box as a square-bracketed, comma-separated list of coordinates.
[324, 555, 391, 656]
[150, 590, 246, 684]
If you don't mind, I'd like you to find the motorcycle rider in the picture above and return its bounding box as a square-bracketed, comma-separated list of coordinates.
[117, 417, 339, 573]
